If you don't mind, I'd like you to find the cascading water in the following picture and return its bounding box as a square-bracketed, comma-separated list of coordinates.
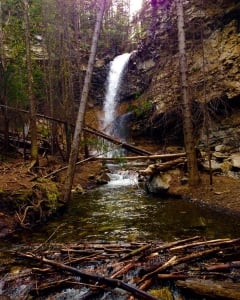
[102, 52, 131, 136]
[100, 52, 135, 185]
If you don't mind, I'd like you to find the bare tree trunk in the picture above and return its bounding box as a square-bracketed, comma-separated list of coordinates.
[0, 0, 9, 157]
[23, 0, 39, 169]
[176, 0, 199, 186]
[42, 0, 60, 156]
[63, 0, 107, 203]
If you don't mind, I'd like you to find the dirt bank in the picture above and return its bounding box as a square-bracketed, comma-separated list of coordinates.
[0, 156, 104, 237]
[183, 173, 240, 216]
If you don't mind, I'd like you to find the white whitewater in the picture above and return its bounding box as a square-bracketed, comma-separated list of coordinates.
[101, 52, 138, 187]
[102, 53, 131, 135]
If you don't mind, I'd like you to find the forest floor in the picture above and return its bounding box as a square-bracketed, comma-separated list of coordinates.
[0, 155, 240, 238]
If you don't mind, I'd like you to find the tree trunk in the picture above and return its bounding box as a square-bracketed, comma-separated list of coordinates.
[0, 1, 9, 158]
[84, 126, 152, 155]
[23, 0, 39, 168]
[42, 0, 59, 156]
[176, 279, 240, 300]
[63, 0, 107, 203]
[176, 0, 199, 186]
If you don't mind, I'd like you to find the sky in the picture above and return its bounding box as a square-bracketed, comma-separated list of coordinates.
[130, 0, 143, 16]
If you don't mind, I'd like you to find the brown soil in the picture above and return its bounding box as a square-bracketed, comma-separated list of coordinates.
[180, 173, 240, 216]
[0, 156, 240, 238]
[0, 156, 103, 192]
[0, 156, 103, 237]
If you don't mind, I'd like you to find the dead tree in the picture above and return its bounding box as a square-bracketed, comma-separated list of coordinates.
[63, 0, 107, 203]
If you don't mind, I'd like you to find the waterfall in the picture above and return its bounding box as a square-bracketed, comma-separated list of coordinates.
[102, 53, 131, 136]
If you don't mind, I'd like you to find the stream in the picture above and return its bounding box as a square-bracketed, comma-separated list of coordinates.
[3, 168, 240, 248]
[1, 167, 240, 300]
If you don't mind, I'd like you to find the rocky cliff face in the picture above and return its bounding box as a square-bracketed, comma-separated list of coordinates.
[120, 0, 240, 149]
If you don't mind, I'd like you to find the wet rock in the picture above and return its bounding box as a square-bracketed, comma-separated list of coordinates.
[73, 184, 84, 193]
[230, 153, 240, 169]
[180, 176, 188, 185]
[212, 152, 228, 161]
[215, 145, 226, 152]
[201, 160, 222, 172]
[96, 172, 111, 185]
[146, 173, 171, 194]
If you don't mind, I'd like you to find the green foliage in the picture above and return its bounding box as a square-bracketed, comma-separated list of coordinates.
[38, 123, 49, 138]
[191, 65, 201, 73]
[33, 64, 45, 102]
[134, 90, 143, 99]
[4, 63, 28, 107]
[30, 0, 43, 30]
[128, 99, 152, 118]
[33, 178, 61, 212]
[114, 156, 127, 165]
[102, 0, 131, 53]
[0, 0, 138, 159]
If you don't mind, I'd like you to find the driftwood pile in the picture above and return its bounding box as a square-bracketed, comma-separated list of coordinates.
[5, 236, 240, 299]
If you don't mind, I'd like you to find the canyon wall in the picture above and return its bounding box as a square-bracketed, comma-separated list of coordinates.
[119, 0, 240, 148]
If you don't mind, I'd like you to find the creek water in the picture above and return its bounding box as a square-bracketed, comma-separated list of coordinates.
[4, 169, 240, 248]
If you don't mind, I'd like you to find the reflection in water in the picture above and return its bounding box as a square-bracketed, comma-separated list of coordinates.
[7, 182, 240, 246]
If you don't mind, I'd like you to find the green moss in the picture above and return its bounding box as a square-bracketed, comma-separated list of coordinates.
[33, 178, 61, 212]
[149, 287, 173, 300]
[128, 99, 152, 118]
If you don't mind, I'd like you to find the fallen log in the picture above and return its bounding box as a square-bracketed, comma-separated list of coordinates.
[157, 273, 188, 280]
[111, 262, 134, 279]
[138, 256, 177, 284]
[93, 153, 186, 162]
[5, 237, 240, 299]
[84, 126, 152, 156]
[16, 252, 160, 300]
[139, 279, 153, 292]
[120, 243, 152, 261]
[138, 247, 220, 284]
[44, 151, 107, 179]
[170, 238, 240, 252]
[176, 279, 240, 300]
[206, 261, 240, 272]
[153, 236, 201, 252]
[139, 157, 186, 176]
[65, 253, 102, 265]
[0, 104, 152, 157]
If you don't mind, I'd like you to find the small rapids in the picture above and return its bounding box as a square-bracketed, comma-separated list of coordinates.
[105, 165, 139, 187]
[1, 167, 240, 300]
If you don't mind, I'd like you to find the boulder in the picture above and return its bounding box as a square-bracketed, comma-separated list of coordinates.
[96, 172, 111, 185]
[201, 160, 222, 172]
[230, 153, 240, 169]
[146, 173, 172, 194]
[212, 152, 228, 161]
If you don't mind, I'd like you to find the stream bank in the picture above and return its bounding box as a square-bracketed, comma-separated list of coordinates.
[0, 156, 105, 238]
[0, 153, 240, 240]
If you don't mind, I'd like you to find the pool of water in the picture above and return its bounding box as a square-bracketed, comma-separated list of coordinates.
[5, 176, 240, 247]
